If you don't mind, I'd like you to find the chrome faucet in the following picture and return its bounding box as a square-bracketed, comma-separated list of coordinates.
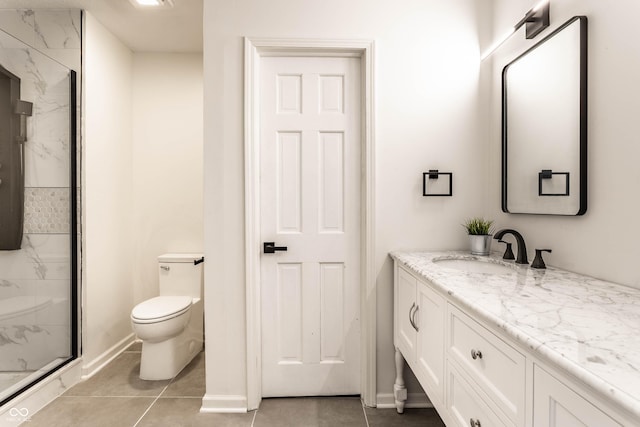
[494, 229, 528, 265]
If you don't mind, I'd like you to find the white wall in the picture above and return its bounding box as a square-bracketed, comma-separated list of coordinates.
[83, 15, 204, 376]
[131, 53, 204, 304]
[82, 12, 135, 372]
[486, 0, 640, 289]
[203, 0, 492, 409]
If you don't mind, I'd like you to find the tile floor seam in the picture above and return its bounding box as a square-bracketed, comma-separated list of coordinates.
[156, 395, 203, 399]
[250, 408, 258, 427]
[131, 382, 172, 427]
[361, 401, 370, 427]
[61, 395, 160, 399]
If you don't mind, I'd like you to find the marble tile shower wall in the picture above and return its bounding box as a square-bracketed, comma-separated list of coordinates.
[0, 9, 80, 371]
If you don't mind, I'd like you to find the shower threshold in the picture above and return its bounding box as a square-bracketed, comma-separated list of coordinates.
[0, 357, 67, 403]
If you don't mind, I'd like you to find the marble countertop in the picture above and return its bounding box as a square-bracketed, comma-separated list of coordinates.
[390, 250, 640, 419]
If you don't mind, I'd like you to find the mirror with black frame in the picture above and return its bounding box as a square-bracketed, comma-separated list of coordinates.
[502, 16, 588, 215]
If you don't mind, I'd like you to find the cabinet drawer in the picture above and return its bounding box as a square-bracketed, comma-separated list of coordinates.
[448, 305, 525, 425]
[447, 362, 510, 427]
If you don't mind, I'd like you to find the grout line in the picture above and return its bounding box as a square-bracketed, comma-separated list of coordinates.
[156, 395, 203, 399]
[61, 395, 161, 399]
[131, 369, 182, 426]
[132, 383, 171, 427]
[250, 408, 258, 427]
[361, 400, 370, 427]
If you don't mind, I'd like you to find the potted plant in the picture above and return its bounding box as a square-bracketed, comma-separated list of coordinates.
[462, 217, 494, 256]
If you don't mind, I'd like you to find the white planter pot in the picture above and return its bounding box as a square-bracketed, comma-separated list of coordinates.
[469, 235, 492, 256]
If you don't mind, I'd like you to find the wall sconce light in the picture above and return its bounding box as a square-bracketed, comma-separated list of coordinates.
[481, 0, 550, 60]
[423, 170, 453, 197]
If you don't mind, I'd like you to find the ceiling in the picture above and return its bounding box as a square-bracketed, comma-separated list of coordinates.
[0, 0, 203, 52]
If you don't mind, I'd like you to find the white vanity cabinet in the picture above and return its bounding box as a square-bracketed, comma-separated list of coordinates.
[394, 266, 446, 412]
[392, 257, 637, 427]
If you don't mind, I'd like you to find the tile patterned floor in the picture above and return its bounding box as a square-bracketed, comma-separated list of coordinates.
[24, 343, 445, 426]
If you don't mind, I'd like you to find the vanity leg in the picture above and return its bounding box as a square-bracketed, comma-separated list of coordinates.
[394, 347, 407, 414]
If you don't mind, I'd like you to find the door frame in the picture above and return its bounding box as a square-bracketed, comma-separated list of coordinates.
[244, 37, 376, 410]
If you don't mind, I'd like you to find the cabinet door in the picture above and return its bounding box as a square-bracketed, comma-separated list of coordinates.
[415, 281, 445, 403]
[533, 365, 621, 427]
[395, 267, 417, 361]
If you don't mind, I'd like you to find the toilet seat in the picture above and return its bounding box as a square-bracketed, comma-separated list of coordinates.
[131, 296, 192, 324]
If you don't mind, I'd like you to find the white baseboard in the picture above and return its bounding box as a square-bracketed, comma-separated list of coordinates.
[81, 333, 136, 379]
[200, 394, 248, 413]
[375, 392, 433, 409]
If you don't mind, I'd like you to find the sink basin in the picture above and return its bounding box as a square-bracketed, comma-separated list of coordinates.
[433, 258, 515, 275]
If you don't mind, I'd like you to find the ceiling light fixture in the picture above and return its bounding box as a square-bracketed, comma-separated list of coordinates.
[481, 0, 550, 60]
[129, 0, 174, 9]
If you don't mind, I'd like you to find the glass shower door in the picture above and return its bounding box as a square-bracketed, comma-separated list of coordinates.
[0, 27, 78, 406]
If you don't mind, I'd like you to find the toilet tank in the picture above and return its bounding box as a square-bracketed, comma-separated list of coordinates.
[158, 253, 204, 298]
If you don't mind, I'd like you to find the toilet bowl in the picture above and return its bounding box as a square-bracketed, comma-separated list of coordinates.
[131, 296, 192, 342]
[130, 253, 204, 380]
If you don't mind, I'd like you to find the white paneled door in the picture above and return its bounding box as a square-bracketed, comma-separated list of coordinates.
[260, 56, 361, 397]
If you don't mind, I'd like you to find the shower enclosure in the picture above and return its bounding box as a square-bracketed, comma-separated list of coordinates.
[0, 21, 78, 406]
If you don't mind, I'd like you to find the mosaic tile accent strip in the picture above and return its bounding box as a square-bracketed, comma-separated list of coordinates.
[24, 188, 70, 233]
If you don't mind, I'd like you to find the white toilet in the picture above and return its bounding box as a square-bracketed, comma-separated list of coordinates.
[131, 253, 204, 380]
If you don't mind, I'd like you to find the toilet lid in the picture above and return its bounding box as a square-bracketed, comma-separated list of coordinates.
[131, 296, 192, 321]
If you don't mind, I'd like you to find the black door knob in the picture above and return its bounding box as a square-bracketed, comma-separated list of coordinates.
[263, 242, 288, 254]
